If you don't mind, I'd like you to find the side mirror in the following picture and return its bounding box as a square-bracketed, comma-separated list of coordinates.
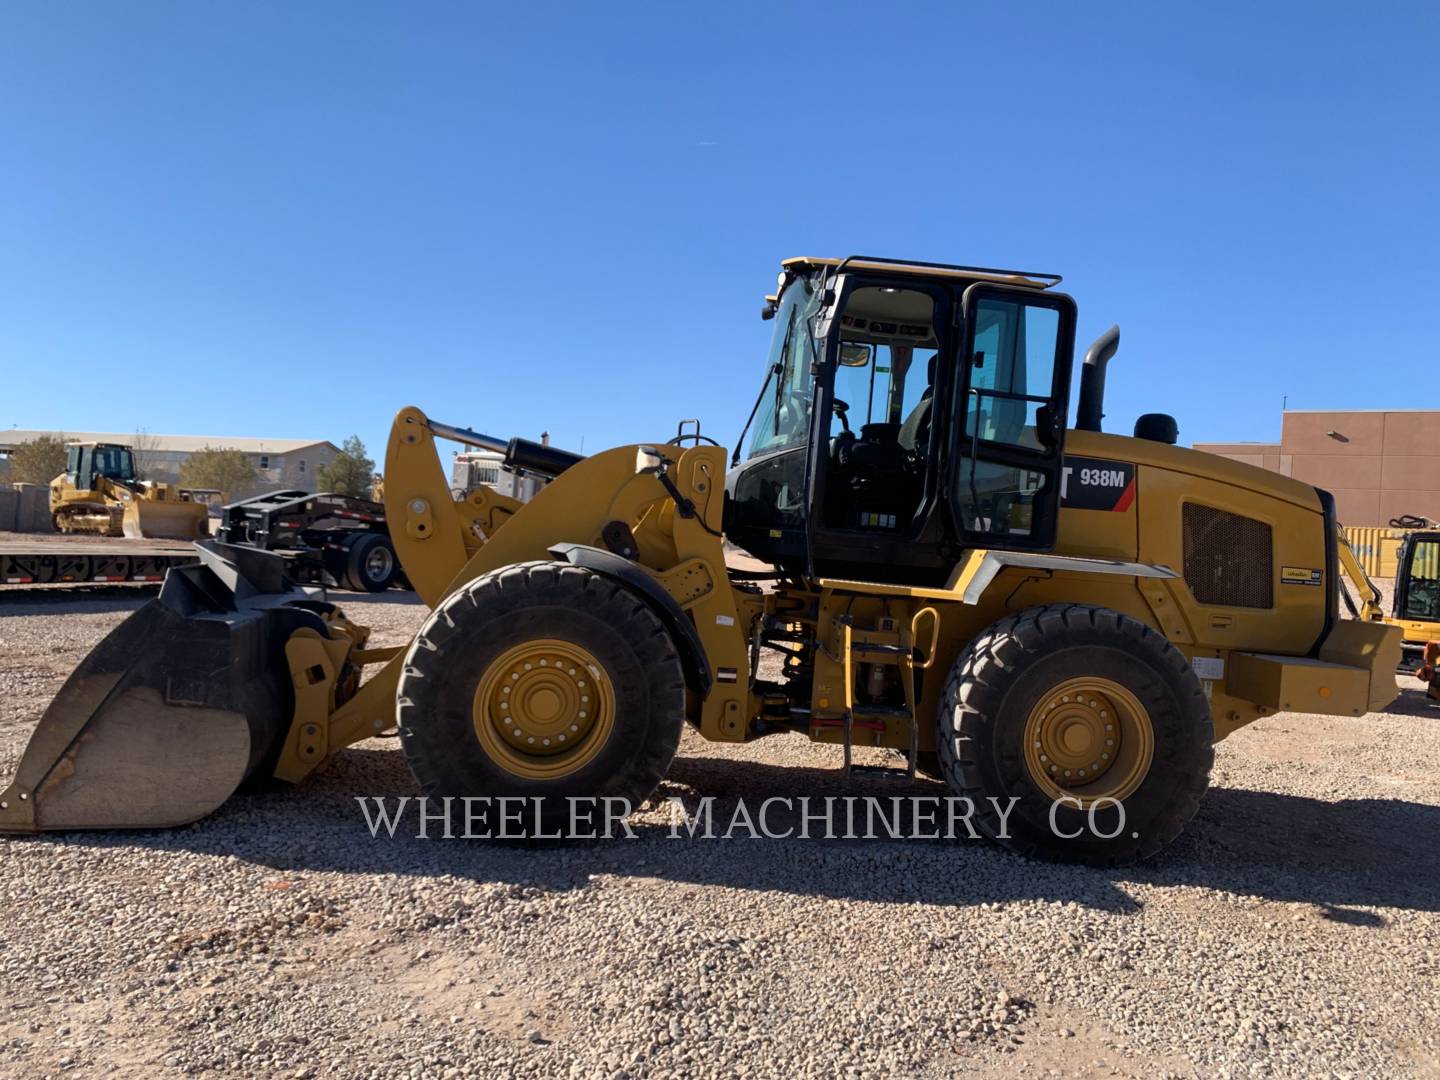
[839, 344, 871, 368]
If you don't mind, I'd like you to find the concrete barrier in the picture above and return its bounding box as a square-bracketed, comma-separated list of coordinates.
[9, 483, 54, 533]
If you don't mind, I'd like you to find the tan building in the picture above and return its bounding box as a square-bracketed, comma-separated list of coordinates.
[1195, 410, 1440, 526]
[0, 429, 341, 501]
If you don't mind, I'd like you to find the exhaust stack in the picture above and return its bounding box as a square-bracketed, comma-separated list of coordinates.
[1075, 325, 1120, 433]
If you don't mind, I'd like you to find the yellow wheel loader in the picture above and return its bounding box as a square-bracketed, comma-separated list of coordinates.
[49, 442, 209, 540]
[0, 256, 1402, 863]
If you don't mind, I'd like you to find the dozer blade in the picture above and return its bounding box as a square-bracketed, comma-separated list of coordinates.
[122, 499, 210, 540]
[0, 544, 330, 832]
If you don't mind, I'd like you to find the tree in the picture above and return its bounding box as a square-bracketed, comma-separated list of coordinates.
[7, 434, 68, 485]
[132, 428, 162, 481]
[180, 447, 258, 501]
[316, 435, 376, 498]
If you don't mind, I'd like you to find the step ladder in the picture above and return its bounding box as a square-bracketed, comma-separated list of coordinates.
[814, 606, 939, 779]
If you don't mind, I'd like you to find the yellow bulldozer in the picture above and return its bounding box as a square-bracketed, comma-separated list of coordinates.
[0, 255, 1402, 863]
[49, 441, 210, 540]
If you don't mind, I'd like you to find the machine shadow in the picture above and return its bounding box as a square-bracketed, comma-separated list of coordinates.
[1381, 685, 1440, 720]
[31, 745, 1439, 918]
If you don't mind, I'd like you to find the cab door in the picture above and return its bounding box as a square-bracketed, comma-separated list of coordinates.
[949, 283, 1077, 552]
[64, 445, 82, 489]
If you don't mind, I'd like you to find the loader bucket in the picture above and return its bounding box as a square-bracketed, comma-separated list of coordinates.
[122, 498, 210, 540]
[0, 544, 327, 832]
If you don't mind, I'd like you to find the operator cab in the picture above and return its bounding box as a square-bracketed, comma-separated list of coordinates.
[1396, 532, 1440, 625]
[726, 256, 1076, 585]
[66, 443, 138, 492]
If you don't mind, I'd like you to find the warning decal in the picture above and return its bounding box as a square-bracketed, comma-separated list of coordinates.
[1061, 457, 1136, 512]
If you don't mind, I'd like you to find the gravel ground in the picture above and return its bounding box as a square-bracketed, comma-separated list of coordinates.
[1, 585, 1438, 1079]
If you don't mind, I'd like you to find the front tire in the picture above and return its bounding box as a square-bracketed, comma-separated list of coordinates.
[936, 604, 1213, 865]
[397, 561, 685, 836]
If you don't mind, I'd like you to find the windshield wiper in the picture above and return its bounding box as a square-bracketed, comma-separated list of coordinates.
[732, 362, 782, 467]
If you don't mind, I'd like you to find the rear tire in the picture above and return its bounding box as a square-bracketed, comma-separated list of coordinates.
[343, 533, 398, 592]
[397, 561, 685, 836]
[936, 603, 1213, 865]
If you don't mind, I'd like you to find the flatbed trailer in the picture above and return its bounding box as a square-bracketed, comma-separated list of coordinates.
[216, 490, 402, 592]
[0, 535, 198, 585]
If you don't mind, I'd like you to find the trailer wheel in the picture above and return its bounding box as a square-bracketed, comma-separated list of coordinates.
[343, 534, 397, 592]
[936, 603, 1213, 866]
[397, 561, 685, 836]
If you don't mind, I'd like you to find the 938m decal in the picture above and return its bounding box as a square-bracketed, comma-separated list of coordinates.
[1061, 456, 1136, 512]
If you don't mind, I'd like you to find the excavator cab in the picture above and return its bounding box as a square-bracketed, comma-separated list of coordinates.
[1392, 530, 1440, 680]
[725, 257, 1075, 584]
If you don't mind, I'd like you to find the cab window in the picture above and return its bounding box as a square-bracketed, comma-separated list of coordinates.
[965, 300, 1059, 452]
[820, 285, 939, 532]
[748, 280, 822, 458]
[1402, 539, 1440, 621]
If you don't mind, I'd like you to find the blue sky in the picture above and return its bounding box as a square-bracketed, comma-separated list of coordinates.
[2, 3, 1436, 466]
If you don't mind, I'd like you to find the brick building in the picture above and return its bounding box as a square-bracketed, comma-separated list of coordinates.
[1194, 410, 1440, 527]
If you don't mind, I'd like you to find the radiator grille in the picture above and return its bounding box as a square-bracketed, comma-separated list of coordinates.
[1182, 504, 1274, 608]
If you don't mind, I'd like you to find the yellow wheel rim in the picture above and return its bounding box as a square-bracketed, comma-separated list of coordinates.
[472, 639, 616, 780]
[1022, 676, 1155, 805]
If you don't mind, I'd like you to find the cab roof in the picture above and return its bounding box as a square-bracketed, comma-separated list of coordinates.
[782, 255, 1062, 290]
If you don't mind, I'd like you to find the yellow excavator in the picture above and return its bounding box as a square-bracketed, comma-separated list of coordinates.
[49, 441, 209, 540]
[0, 255, 1401, 863]
[1340, 527, 1440, 700]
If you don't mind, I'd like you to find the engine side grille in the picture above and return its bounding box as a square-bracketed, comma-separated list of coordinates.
[1182, 504, 1274, 608]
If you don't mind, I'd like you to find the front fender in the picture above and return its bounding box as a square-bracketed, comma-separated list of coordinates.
[547, 542, 712, 697]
